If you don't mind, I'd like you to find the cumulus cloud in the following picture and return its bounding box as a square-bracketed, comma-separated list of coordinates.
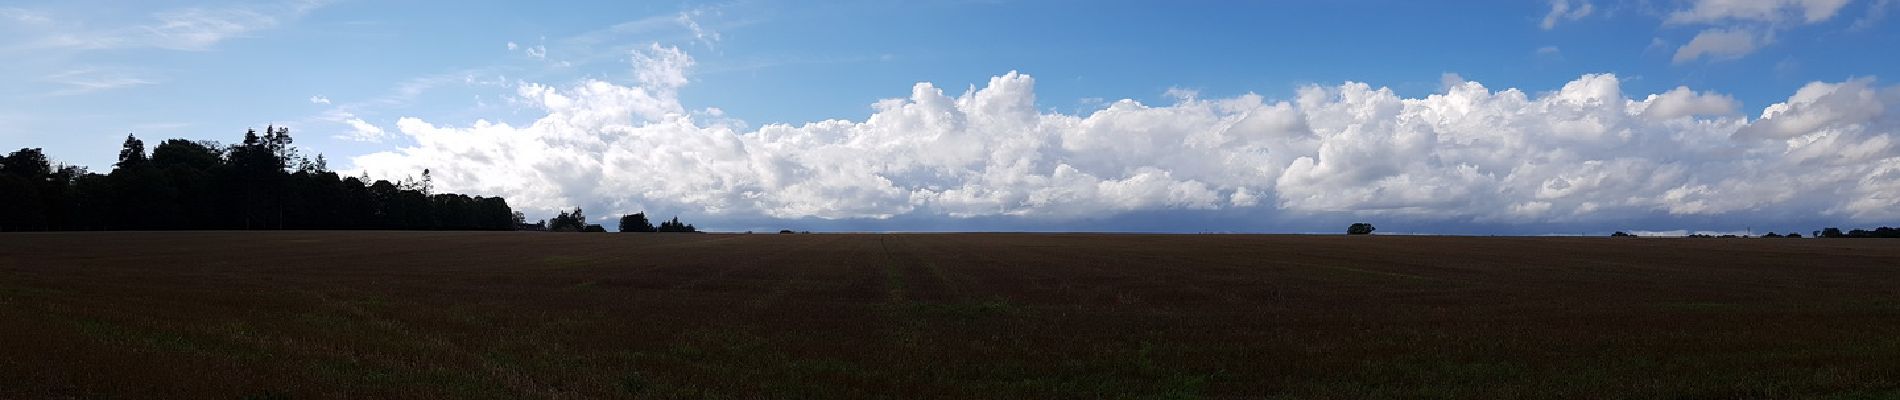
[1541, 0, 1596, 29]
[1673, 28, 1762, 64]
[348, 45, 1900, 226]
[1734, 78, 1890, 140]
[309, 95, 331, 104]
[1640, 86, 1740, 120]
[338, 117, 387, 142]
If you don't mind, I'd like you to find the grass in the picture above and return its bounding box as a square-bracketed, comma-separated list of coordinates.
[1, 232, 1898, 399]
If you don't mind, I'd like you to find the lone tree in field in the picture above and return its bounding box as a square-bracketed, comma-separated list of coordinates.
[1347, 223, 1375, 235]
[619, 212, 655, 232]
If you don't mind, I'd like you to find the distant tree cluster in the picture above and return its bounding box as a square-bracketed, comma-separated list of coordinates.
[1346, 223, 1375, 235]
[549, 208, 588, 232]
[1815, 227, 1900, 238]
[657, 216, 697, 232]
[1671, 232, 1805, 238]
[610, 212, 697, 233]
[0, 129, 516, 232]
[1669, 227, 1900, 239]
[619, 212, 654, 232]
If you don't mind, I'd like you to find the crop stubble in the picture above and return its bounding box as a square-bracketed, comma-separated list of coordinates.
[1, 232, 1897, 398]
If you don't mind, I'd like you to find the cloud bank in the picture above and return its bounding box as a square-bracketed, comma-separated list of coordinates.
[350, 45, 1900, 230]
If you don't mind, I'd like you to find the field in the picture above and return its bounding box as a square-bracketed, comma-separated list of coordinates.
[2, 232, 1898, 399]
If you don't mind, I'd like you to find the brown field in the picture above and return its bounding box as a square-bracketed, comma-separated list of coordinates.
[2, 232, 1898, 399]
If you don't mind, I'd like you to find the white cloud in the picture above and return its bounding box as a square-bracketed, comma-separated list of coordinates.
[1854, 0, 1898, 29]
[1775, 57, 1803, 76]
[144, 8, 273, 51]
[1667, 0, 1854, 25]
[1655, 0, 1857, 64]
[309, 95, 331, 104]
[1535, 45, 1564, 61]
[41, 68, 156, 95]
[338, 118, 388, 142]
[0, 7, 52, 25]
[1673, 28, 1762, 64]
[676, 10, 722, 48]
[348, 45, 1900, 225]
[1734, 78, 1888, 140]
[1640, 86, 1740, 120]
[5, 1, 329, 52]
[1541, 0, 1596, 29]
[510, 38, 549, 60]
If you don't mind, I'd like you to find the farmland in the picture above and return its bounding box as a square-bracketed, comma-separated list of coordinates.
[2, 232, 1898, 399]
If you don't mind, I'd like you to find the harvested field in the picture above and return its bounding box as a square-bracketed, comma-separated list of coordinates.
[2, 232, 1898, 399]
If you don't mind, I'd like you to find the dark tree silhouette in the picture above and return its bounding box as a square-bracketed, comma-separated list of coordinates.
[0, 148, 86, 231]
[657, 217, 698, 233]
[1, 148, 52, 177]
[0, 127, 516, 232]
[116, 134, 147, 169]
[549, 208, 587, 232]
[0, 149, 52, 231]
[152, 139, 222, 170]
[619, 212, 655, 232]
[1347, 223, 1375, 235]
[1820, 227, 1900, 238]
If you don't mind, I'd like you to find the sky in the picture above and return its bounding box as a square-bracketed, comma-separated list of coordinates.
[1, 0, 1898, 234]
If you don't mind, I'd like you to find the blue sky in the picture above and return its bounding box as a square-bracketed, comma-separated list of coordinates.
[2, 0, 1898, 233]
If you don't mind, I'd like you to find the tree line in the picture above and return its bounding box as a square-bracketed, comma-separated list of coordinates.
[617, 212, 697, 233]
[1815, 227, 1900, 238]
[510, 209, 699, 233]
[0, 128, 516, 231]
[1610, 227, 1900, 238]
